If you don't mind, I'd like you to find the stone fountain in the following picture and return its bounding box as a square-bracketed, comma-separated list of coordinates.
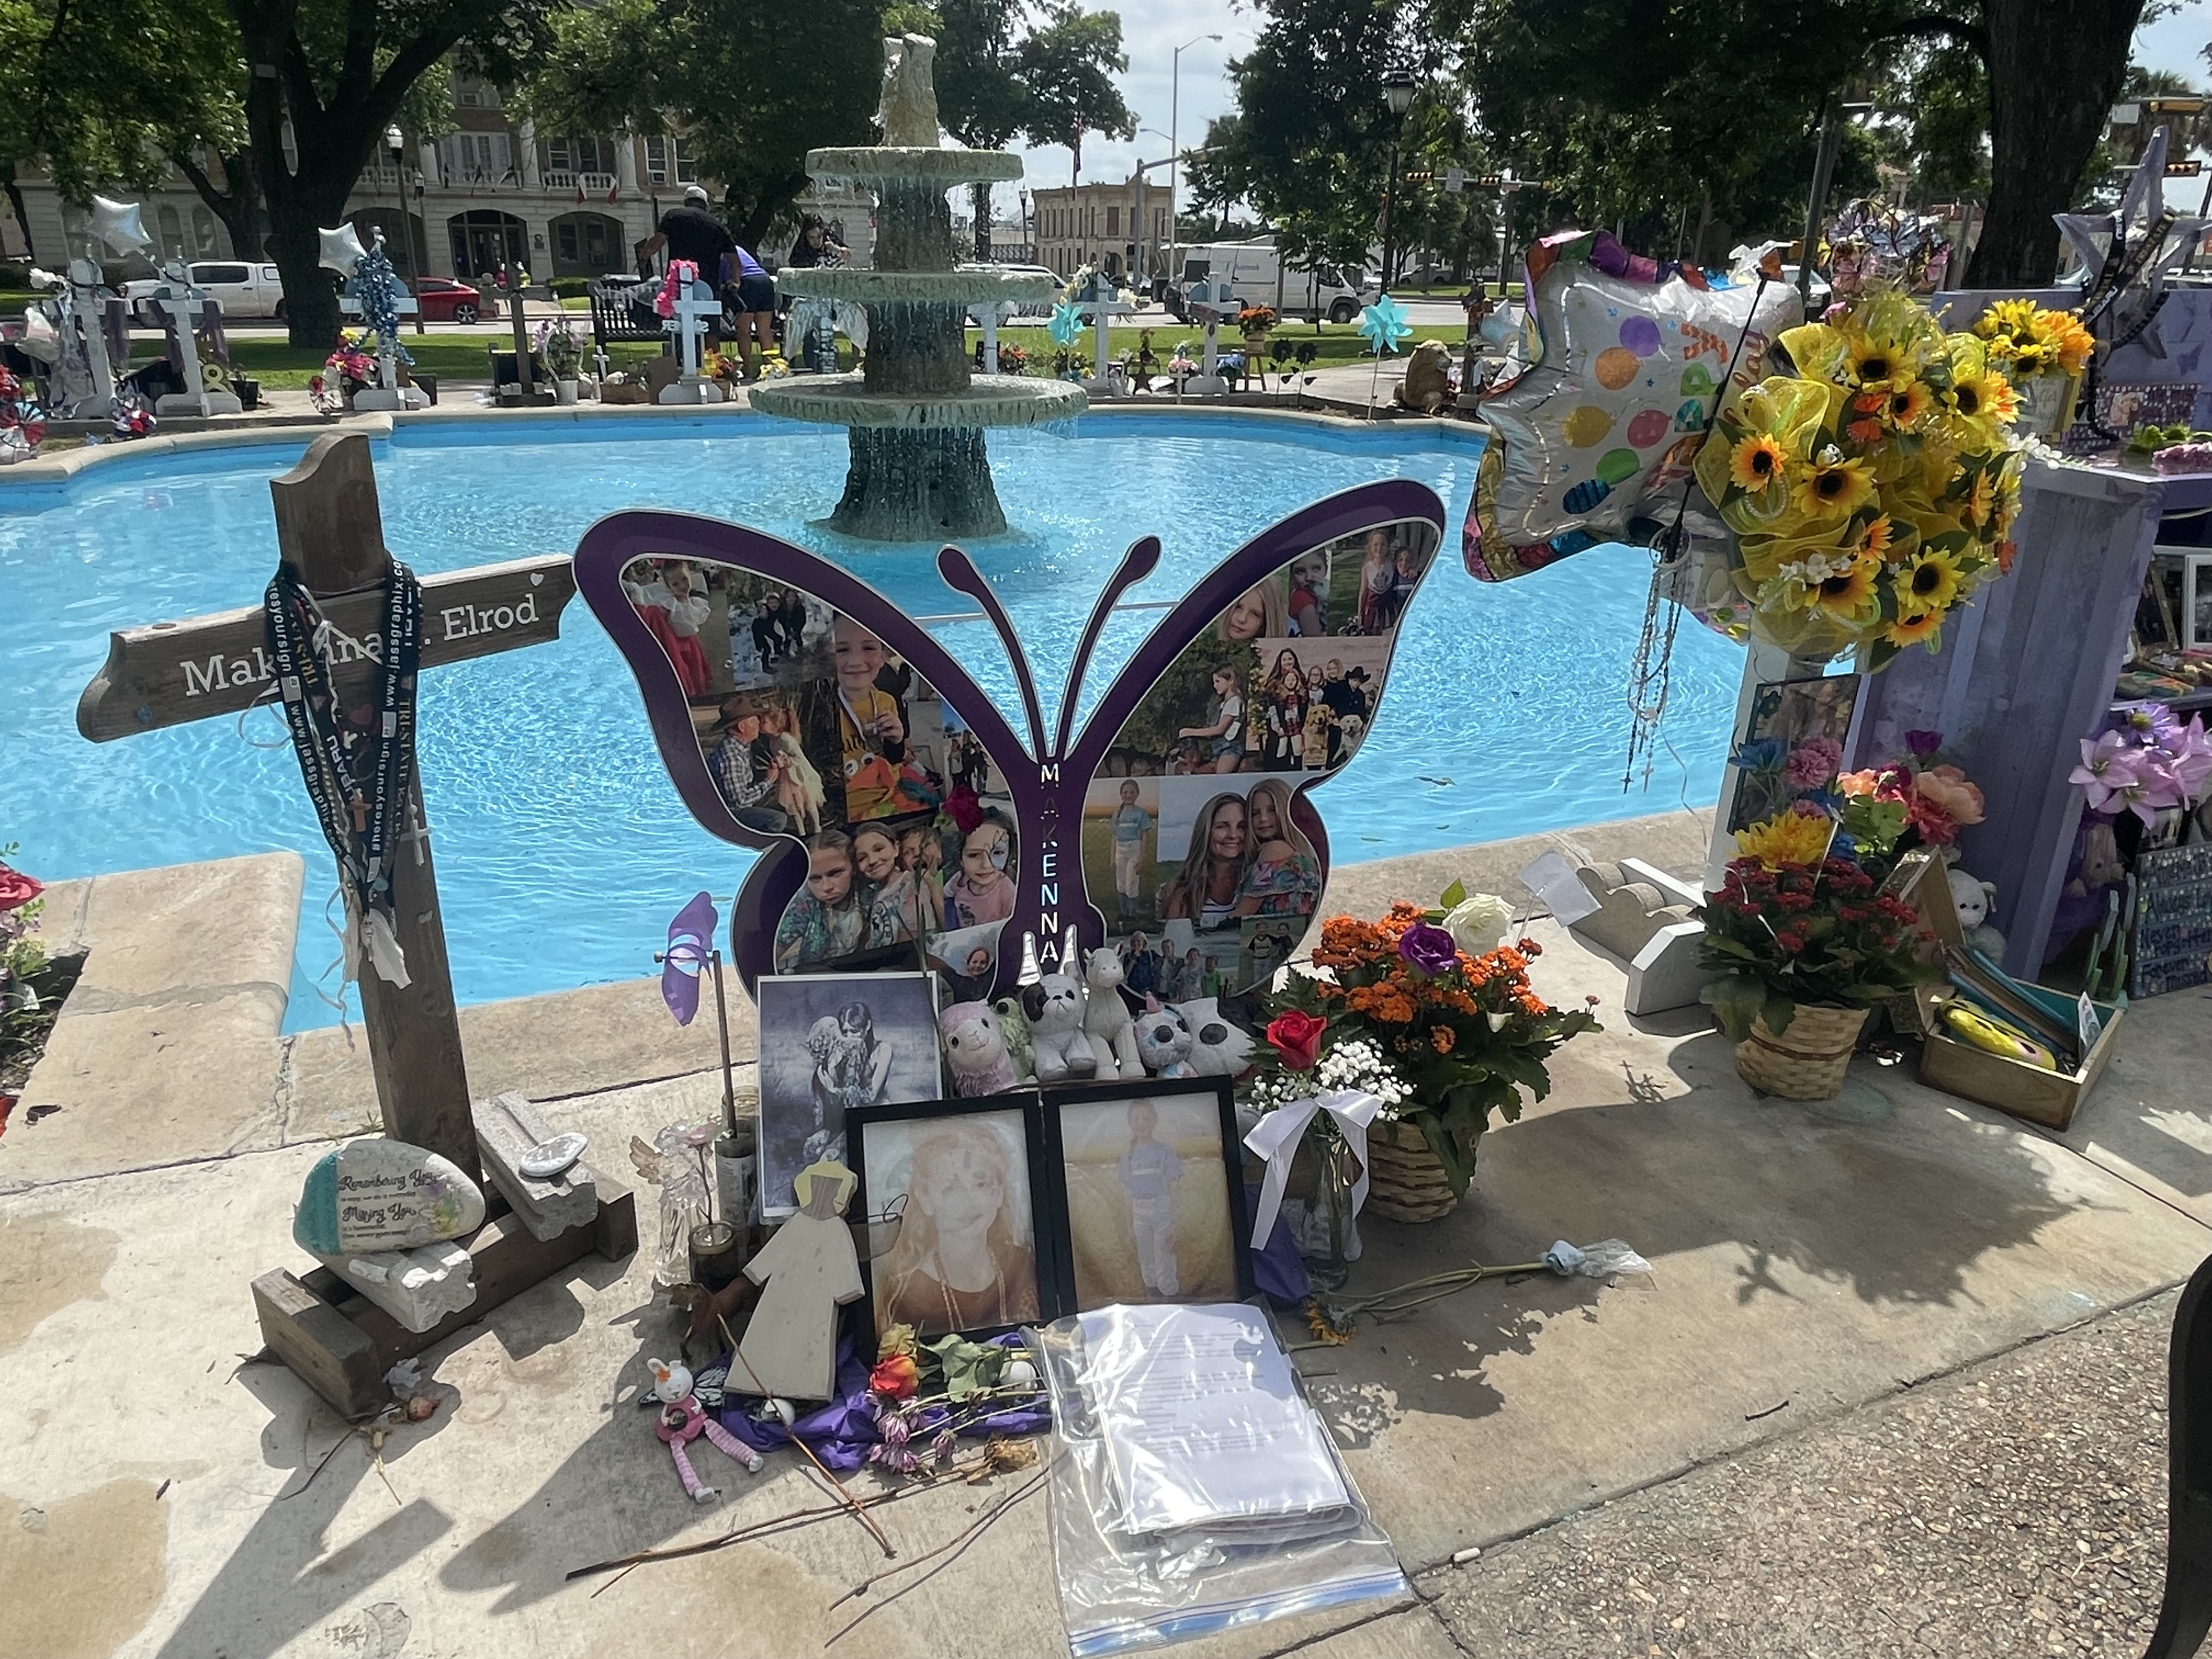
[749, 35, 1086, 540]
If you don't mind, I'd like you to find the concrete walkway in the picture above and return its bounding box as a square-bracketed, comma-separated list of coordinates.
[1, 815, 2207, 1658]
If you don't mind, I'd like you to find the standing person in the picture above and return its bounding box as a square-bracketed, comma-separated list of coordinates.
[639, 185, 735, 285]
[1125, 932, 1161, 997]
[1356, 529, 1397, 634]
[1318, 659, 1362, 767]
[1109, 780, 1153, 922]
[721, 240, 778, 381]
[1117, 1100, 1183, 1297]
[1262, 649, 1307, 769]
[785, 213, 849, 374]
[777, 589, 808, 660]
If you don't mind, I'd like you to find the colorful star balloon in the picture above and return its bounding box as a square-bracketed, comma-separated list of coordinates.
[660, 891, 718, 1025]
[1357, 294, 1413, 356]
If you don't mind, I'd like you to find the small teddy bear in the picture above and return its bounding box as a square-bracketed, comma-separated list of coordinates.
[1082, 946, 1144, 1081]
[646, 1355, 763, 1503]
[1131, 995, 1196, 1077]
[940, 1000, 1023, 1094]
[1947, 865, 2007, 961]
[991, 993, 1035, 1080]
[1020, 927, 1097, 1084]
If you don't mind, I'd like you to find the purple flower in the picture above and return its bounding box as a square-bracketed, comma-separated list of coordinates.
[1782, 736, 1843, 788]
[1398, 922, 1460, 976]
[1905, 730, 1943, 758]
[931, 1428, 957, 1468]
[877, 1408, 911, 1446]
[2072, 731, 2157, 823]
[2118, 701, 2179, 746]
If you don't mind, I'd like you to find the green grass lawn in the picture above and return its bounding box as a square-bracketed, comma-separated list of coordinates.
[222, 335, 669, 390]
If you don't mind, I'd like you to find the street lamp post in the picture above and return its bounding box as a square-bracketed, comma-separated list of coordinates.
[1379, 70, 1418, 295]
[1169, 33, 1222, 298]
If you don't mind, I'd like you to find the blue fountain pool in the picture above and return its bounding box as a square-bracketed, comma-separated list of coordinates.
[0, 411, 1743, 1030]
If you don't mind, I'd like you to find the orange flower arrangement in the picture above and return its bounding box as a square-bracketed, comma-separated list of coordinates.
[1246, 887, 1601, 1195]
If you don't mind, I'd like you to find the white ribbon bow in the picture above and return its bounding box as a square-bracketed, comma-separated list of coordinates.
[1243, 1090, 1384, 1249]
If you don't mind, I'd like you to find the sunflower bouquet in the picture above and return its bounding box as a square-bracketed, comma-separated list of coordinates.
[1970, 298, 2091, 437]
[1692, 288, 2025, 668]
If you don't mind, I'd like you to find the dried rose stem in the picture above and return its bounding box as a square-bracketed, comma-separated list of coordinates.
[720, 1311, 897, 1559]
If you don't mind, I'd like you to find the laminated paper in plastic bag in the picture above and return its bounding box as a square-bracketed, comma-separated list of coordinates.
[1039, 1303, 1405, 1656]
[1464, 229, 1803, 583]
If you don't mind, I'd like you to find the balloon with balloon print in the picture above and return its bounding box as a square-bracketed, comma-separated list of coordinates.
[1464, 229, 1802, 584]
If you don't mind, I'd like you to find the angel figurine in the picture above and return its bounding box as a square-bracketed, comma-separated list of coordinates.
[629, 1122, 715, 1291]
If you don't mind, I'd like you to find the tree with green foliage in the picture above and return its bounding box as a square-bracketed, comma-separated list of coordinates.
[930, 0, 1034, 256]
[1015, 2, 1135, 190]
[518, 0, 881, 264]
[0, 0, 243, 266]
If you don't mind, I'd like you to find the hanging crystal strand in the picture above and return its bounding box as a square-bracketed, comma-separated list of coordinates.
[1622, 524, 1684, 793]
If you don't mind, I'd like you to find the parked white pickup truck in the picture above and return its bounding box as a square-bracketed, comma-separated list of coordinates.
[121, 261, 288, 320]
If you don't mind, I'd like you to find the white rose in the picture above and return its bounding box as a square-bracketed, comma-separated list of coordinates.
[1442, 891, 1515, 955]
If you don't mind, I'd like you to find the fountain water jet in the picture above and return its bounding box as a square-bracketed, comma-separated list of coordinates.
[749, 34, 1086, 541]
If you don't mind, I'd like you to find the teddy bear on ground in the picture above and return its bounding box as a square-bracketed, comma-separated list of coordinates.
[1394, 338, 1457, 414]
[1947, 866, 2007, 961]
[1131, 996, 1197, 1077]
[940, 1000, 1024, 1095]
[1082, 946, 1144, 1081]
[1020, 927, 1097, 1083]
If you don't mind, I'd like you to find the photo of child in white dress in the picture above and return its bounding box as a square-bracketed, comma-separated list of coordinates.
[1052, 1092, 1237, 1311]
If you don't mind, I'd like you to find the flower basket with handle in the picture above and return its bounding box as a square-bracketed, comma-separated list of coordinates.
[1243, 883, 1600, 1222]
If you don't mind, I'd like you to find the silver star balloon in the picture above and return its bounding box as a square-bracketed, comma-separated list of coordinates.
[87, 195, 151, 257]
[318, 222, 369, 275]
[2055, 126, 2212, 294]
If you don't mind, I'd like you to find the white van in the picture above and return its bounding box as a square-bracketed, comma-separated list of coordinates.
[1171, 241, 1378, 324]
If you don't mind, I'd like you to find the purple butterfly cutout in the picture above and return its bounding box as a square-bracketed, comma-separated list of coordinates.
[661, 890, 718, 1025]
[577, 479, 1448, 994]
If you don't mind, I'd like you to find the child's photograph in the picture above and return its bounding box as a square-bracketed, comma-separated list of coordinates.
[778, 612, 949, 829]
[1047, 1084, 1243, 1312]
[1726, 675, 1864, 833]
[1246, 634, 1397, 773]
[756, 973, 942, 1217]
[1322, 520, 1438, 637]
[1237, 916, 1305, 992]
[851, 1103, 1047, 1338]
[1080, 776, 1160, 930]
[1151, 775, 1322, 934]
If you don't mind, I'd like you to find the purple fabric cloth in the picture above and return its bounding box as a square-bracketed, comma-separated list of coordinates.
[712, 1331, 1049, 1470]
[1249, 1182, 1311, 1304]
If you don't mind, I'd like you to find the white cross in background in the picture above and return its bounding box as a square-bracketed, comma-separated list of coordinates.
[148, 269, 241, 417]
[659, 279, 726, 404]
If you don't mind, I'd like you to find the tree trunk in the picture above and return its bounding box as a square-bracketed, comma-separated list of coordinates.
[972, 179, 992, 261]
[173, 148, 265, 262]
[267, 195, 345, 348]
[1968, 0, 2143, 286]
[1, 162, 35, 266]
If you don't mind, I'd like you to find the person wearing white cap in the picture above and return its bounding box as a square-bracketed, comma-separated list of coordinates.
[636, 184, 778, 380]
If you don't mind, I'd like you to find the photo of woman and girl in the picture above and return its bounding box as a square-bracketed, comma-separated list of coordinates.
[1156, 777, 1322, 931]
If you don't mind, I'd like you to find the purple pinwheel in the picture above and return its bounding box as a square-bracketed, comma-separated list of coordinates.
[661, 891, 719, 1025]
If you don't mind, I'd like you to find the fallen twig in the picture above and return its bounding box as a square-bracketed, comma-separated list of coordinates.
[720, 1314, 896, 1559]
[825, 1464, 1052, 1646]
[1744, 1398, 1790, 1421]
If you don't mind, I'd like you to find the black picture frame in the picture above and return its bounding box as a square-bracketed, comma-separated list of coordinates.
[1037, 1076, 1255, 1316]
[846, 1091, 1059, 1344]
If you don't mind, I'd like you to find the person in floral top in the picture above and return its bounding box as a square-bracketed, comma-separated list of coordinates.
[1232, 777, 1320, 918]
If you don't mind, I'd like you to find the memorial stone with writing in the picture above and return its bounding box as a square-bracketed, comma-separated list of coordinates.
[293, 1137, 487, 1256]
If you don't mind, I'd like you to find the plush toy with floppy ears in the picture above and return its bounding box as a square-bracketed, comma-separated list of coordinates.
[1947, 866, 2007, 961]
[1173, 997, 1259, 1076]
[1131, 996, 1197, 1077]
[1021, 927, 1098, 1083]
[940, 1000, 1023, 1094]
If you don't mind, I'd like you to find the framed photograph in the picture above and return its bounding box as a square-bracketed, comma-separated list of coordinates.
[1039, 1077, 1253, 1315]
[2187, 553, 2212, 652]
[1725, 674, 1865, 834]
[2138, 552, 2187, 658]
[847, 1094, 1055, 1340]
[755, 972, 943, 1219]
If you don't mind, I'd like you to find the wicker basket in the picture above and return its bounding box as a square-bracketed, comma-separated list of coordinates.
[1733, 1003, 1869, 1099]
[1365, 1118, 1461, 1223]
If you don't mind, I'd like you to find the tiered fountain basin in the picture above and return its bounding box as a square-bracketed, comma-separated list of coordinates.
[750, 142, 1083, 540]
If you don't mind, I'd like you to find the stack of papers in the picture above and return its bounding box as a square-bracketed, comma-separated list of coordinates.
[1075, 1303, 1357, 1546]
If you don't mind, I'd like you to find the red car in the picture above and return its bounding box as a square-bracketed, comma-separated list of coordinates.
[411, 277, 497, 324]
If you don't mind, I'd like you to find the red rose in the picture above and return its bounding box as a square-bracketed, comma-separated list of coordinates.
[0, 867, 42, 912]
[868, 1353, 919, 1401]
[1266, 1011, 1327, 1071]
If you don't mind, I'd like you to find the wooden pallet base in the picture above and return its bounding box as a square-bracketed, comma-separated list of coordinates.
[252, 1169, 636, 1419]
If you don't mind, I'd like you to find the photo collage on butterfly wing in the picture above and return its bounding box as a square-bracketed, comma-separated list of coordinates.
[755, 971, 944, 1217]
[854, 1105, 1045, 1338]
[1053, 1092, 1239, 1312]
[617, 555, 1019, 980]
[1077, 518, 1441, 999]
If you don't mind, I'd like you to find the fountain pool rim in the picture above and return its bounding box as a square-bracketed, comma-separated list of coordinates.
[0, 401, 1489, 505]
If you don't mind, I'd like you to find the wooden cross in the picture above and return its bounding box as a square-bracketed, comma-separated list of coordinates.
[77, 430, 634, 1417]
[145, 266, 241, 417]
[501, 270, 551, 407]
[77, 432, 573, 1173]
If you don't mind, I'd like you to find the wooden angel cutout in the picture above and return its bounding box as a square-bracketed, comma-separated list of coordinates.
[732, 1160, 864, 1402]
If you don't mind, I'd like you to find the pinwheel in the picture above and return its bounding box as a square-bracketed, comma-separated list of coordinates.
[660, 890, 719, 1025]
[1048, 297, 1083, 348]
[1357, 294, 1413, 356]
